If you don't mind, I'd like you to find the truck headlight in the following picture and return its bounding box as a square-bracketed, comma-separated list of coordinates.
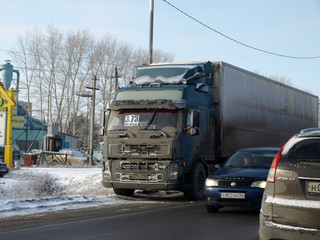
[103, 161, 111, 177]
[251, 180, 267, 189]
[205, 178, 218, 187]
[168, 163, 179, 180]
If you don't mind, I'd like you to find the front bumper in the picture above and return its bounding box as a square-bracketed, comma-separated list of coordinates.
[102, 179, 181, 191]
[204, 186, 264, 208]
[102, 159, 184, 191]
[0, 168, 9, 175]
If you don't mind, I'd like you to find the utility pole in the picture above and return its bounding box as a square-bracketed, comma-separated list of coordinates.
[87, 75, 99, 165]
[149, 0, 154, 64]
[107, 67, 121, 111]
[76, 91, 91, 151]
[114, 67, 119, 91]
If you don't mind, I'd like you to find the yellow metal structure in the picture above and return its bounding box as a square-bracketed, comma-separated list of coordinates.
[0, 83, 16, 168]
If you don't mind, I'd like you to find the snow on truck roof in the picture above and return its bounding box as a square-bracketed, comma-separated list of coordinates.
[133, 61, 213, 85]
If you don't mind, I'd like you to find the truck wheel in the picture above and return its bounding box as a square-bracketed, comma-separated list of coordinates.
[184, 162, 206, 200]
[206, 204, 220, 213]
[113, 188, 135, 197]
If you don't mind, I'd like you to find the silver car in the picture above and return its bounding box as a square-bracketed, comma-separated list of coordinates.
[259, 128, 320, 240]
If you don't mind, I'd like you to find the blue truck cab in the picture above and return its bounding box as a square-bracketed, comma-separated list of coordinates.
[101, 62, 215, 199]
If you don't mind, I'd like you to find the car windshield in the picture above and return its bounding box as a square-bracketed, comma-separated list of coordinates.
[224, 150, 278, 169]
[107, 109, 179, 131]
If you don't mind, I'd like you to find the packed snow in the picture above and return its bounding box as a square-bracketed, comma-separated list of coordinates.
[0, 166, 139, 218]
[264, 220, 320, 233]
[265, 196, 320, 209]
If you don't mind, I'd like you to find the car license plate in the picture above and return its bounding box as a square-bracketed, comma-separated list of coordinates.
[0, 168, 6, 172]
[308, 182, 320, 195]
[221, 192, 245, 199]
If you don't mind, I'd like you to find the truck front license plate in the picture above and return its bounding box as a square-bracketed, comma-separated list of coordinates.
[220, 192, 245, 199]
[130, 173, 148, 180]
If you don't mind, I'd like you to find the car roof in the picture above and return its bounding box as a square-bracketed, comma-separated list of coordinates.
[298, 128, 320, 137]
[236, 147, 280, 152]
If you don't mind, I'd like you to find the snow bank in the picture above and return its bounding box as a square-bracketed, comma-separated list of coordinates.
[265, 196, 320, 209]
[0, 167, 130, 218]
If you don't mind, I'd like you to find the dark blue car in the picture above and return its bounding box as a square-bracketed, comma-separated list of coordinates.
[204, 148, 279, 212]
[0, 161, 9, 178]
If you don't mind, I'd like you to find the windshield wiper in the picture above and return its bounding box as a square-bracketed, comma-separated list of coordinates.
[150, 130, 169, 139]
[225, 165, 238, 168]
[241, 165, 258, 168]
[118, 128, 137, 138]
[160, 130, 169, 137]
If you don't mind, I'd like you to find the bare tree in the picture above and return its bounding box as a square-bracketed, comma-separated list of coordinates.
[11, 32, 38, 116]
[10, 26, 175, 145]
[268, 74, 293, 86]
[60, 29, 94, 135]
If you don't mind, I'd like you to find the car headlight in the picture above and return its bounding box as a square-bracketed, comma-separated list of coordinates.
[251, 180, 267, 189]
[205, 178, 218, 187]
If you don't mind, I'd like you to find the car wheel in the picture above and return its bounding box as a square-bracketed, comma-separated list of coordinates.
[206, 204, 220, 213]
[184, 162, 206, 200]
[113, 188, 135, 197]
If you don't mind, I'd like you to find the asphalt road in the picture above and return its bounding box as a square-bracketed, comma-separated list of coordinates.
[0, 197, 259, 240]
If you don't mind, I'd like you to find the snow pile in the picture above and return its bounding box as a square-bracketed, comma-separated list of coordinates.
[0, 167, 128, 218]
[265, 196, 320, 209]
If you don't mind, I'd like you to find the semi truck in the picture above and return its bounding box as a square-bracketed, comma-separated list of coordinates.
[100, 61, 318, 200]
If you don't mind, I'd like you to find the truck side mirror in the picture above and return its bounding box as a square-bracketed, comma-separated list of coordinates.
[189, 127, 199, 136]
[186, 110, 200, 136]
[99, 111, 106, 136]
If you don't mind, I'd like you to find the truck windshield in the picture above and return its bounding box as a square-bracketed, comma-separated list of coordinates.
[107, 109, 180, 131]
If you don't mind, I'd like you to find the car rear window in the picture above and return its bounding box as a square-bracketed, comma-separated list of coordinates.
[287, 139, 320, 162]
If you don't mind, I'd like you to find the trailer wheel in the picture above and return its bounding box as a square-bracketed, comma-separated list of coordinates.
[113, 188, 135, 197]
[184, 162, 206, 200]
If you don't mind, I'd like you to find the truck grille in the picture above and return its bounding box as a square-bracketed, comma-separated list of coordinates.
[120, 161, 166, 171]
[115, 172, 164, 182]
[109, 144, 170, 157]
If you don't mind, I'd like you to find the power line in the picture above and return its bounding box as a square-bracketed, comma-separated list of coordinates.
[161, 0, 320, 60]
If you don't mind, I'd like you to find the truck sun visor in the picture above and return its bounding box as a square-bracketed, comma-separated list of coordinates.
[133, 62, 213, 85]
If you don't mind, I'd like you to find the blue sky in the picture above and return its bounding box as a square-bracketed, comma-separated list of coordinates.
[0, 0, 319, 98]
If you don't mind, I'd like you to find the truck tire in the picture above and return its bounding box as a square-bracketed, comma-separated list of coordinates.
[113, 188, 135, 197]
[184, 162, 206, 200]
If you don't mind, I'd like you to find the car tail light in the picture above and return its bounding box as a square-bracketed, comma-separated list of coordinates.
[267, 135, 296, 183]
[267, 148, 283, 183]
